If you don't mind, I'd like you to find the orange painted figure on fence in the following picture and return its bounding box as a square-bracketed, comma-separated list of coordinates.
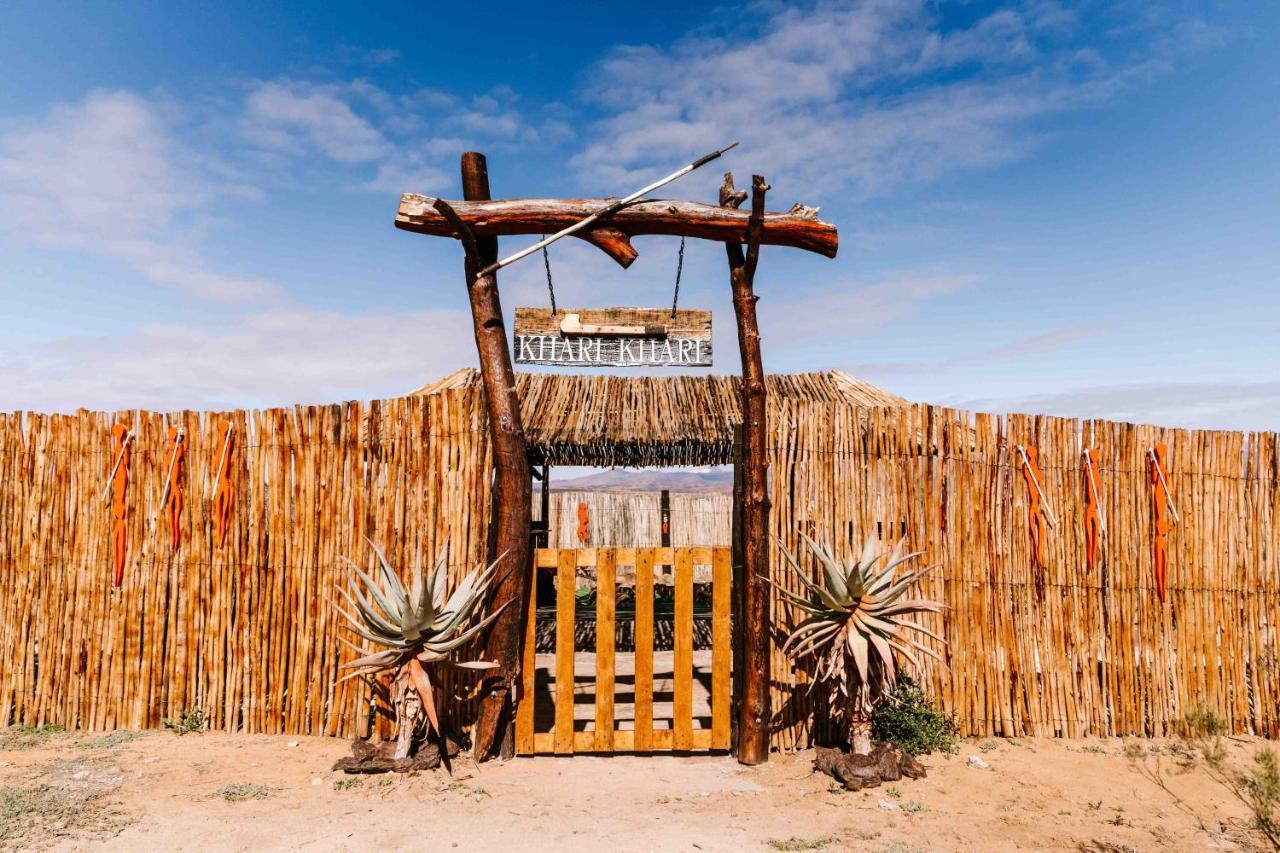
[1150, 443, 1172, 603]
[1082, 448, 1103, 572]
[109, 424, 131, 587]
[576, 501, 590, 544]
[1020, 446, 1048, 570]
[161, 427, 185, 549]
[213, 422, 235, 548]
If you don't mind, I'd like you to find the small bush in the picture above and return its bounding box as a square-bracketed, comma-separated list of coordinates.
[871, 678, 957, 755]
[1179, 705, 1227, 739]
[1169, 702, 1279, 849]
[1247, 747, 1279, 844]
[162, 708, 205, 735]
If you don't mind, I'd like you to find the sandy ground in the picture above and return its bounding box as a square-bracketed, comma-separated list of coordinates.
[1, 728, 1274, 852]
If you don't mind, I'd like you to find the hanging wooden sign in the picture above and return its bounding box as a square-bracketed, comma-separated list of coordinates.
[513, 307, 712, 367]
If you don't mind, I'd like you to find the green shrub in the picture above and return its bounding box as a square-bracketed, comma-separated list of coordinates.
[1179, 705, 1226, 738]
[1247, 747, 1279, 845]
[871, 678, 957, 755]
[161, 708, 205, 735]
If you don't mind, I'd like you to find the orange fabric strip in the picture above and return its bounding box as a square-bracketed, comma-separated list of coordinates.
[1150, 443, 1171, 603]
[1082, 449, 1102, 572]
[1021, 446, 1047, 570]
[163, 427, 185, 550]
[576, 501, 590, 544]
[110, 424, 131, 587]
[213, 422, 235, 548]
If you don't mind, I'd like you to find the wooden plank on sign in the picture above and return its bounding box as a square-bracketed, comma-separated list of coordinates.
[594, 549, 616, 751]
[673, 547, 694, 751]
[514, 307, 712, 368]
[634, 548, 655, 752]
[554, 549, 576, 755]
[711, 547, 732, 750]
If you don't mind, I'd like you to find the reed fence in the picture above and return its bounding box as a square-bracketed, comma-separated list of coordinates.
[1, 390, 1277, 747]
[0, 390, 492, 736]
[767, 402, 1280, 747]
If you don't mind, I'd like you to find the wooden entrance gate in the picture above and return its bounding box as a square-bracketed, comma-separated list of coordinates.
[515, 547, 732, 755]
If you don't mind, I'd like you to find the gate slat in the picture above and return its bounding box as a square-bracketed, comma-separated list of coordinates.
[515, 556, 540, 755]
[594, 549, 616, 751]
[673, 547, 694, 751]
[711, 547, 731, 750]
[554, 549, 577, 754]
[635, 548, 655, 751]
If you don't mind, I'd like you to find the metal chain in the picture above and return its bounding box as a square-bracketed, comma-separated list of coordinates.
[541, 234, 557, 317]
[670, 236, 685, 318]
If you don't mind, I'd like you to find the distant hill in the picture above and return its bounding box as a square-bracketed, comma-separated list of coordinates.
[550, 469, 733, 494]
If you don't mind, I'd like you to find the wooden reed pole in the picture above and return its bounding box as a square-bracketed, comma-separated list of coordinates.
[723, 172, 771, 764]
[451, 152, 533, 762]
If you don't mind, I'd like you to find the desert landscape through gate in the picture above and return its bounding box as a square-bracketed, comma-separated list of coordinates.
[3, 369, 1278, 748]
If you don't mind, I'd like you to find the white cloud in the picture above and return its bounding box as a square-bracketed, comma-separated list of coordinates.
[761, 271, 979, 344]
[241, 80, 389, 162]
[842, 324, 1102, 379]
[572, 1, 1173, 197]
[235, 79, 556, 195]
[0, 304, 476, 413]
[0, 90, 275, 301]
[364, 161, 451, 195]
[957, 381, 1280, 432]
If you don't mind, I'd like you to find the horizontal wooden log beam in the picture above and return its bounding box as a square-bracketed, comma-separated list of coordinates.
[395, 195, 838, 268]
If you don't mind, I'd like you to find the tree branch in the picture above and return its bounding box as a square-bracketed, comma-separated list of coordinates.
[744, 175, 770, 282]
[397, 194, 838, 266]
[431, 198, 480, 264]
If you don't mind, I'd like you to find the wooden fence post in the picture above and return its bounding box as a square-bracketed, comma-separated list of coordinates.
[456, 152, 533, 762]
[723, 173, 772, 764]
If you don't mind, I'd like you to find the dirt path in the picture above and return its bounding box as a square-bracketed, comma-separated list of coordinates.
[1, 729, 1272, 851]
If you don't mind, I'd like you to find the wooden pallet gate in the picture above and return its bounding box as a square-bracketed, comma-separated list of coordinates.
[515, 547, 732, 755]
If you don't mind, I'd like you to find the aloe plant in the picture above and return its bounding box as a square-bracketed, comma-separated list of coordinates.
[336, 543, 505, 760]
[777, 533, 945, 754]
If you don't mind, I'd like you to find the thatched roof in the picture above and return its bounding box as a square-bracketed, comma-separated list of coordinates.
[411, 369, 905, 467]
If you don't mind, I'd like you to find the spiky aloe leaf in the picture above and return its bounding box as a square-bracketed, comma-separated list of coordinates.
[406, 656, 439, 737]
[422, 600, 510, 655]
[778, 533, 946, 722]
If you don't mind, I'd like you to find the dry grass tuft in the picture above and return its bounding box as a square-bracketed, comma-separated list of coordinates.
[1, 724, 67, 750]
[211, 782, 275, 802]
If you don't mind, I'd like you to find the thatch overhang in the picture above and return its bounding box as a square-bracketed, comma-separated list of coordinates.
[411, 369, 907, 467]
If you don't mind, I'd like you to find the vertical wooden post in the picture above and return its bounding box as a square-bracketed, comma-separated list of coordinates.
[729, 425, 745, 754]
[458, 152, 533, 761]
[539, 463, 551, 548]
[723, 173, 771, 765]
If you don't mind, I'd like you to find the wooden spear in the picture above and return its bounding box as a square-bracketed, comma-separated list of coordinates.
[475, 142, 738, 278]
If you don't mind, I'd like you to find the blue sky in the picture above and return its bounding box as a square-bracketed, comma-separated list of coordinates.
[1, 1, 1277, 430]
